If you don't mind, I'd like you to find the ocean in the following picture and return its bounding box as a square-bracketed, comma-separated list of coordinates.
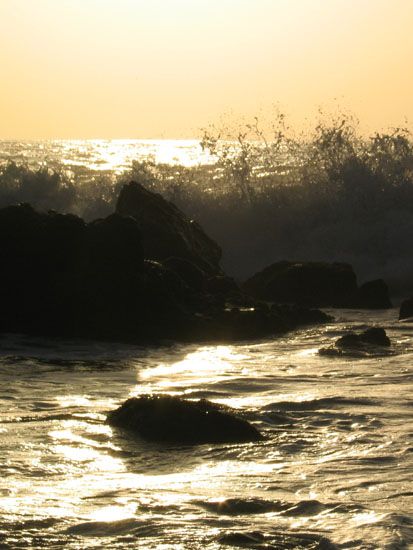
[0, 139, 412, 548]
[0, 310, 412, 549]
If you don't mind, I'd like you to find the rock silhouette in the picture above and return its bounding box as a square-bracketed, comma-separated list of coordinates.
[319, 327, 392, 357]
[116, 181, 222, 274]
[0, 197, 329, 343]
[107, 395, 264, 444]
[244, 261, 392, 309]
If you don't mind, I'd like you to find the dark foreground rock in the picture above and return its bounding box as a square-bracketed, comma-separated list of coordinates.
[243, 261, 392, 309]
[116, 181, 222, 274]
[399, 297, 413, 320]
[319, 327, 392, 357]
[0, 200, 330, 344]
[107, 395, 264, 444]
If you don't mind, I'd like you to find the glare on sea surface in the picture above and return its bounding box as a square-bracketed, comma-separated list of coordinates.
[136, 345, 248, 391]
[89, 504, 137, 522]
[59, 139, 211, 173]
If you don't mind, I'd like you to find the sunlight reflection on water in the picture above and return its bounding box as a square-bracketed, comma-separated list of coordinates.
[0, 309, 411, 548]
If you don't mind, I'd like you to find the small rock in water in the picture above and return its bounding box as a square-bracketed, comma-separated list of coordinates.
[107, 395, 264, 444]
[336, 327, 390, 347]
[319, 327, 391, 357]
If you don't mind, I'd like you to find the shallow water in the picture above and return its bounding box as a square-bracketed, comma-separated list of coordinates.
[0, 309, 412, 549]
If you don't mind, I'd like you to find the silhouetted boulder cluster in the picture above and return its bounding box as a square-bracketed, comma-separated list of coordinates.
[243, 261, 392, 309]
[1, 180, 398, 343]
[0, 183, 332, 343]
[107, 395, 264, 444]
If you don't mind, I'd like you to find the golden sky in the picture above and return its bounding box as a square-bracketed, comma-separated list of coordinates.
[0, 0, 412, 139]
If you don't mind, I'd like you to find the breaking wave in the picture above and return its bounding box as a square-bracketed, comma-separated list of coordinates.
[2, 114, 413, 294]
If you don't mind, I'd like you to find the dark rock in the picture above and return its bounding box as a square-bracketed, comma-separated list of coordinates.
[116, 181, 222, 274]
[399, 297, 413, 320]
[213, 307, 284, 341]
[107, 395, 264, 444]
[319, 327, 391, 357]
[0, 201, 330, 344]
[0, 205, 147, 339]
[271, 304, 332, 328]
[244, 261, 393, 309]
[0, 204, 86, 333]
[357, 279, 392, 309]
[85, 213, 144, 279]
[358, 327, 392, 346]
[163, 256, 205, 292]
[243, 261, 357, 307]
[205, 275, 240, 296]
[336, 327, 390, 348]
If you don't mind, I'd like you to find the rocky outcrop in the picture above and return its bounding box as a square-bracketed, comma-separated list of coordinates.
[116, 181, 222, 274]
[399, 297, 413, 320]
[0, 200, 330, 344]
[107, 395, 264, 444]
[243, 261, 392, 309]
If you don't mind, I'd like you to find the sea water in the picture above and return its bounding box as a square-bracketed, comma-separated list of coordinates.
[0, 140, 412, 548]
[0, 310, 412, 549]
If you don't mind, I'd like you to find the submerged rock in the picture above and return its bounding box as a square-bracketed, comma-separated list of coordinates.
[107, 395, 264, 444]
[116, 181, 222, 274]
[399, 297, 413, 320]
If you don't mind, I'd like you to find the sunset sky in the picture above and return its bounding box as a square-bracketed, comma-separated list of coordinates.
[0, 0, 412, 139]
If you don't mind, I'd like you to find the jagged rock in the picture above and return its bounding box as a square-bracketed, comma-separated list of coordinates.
[107, 395, 264, 444]
[399, 297, 413, 320]
[243, 261, 357, 307]
[116, 181, 222, 274]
